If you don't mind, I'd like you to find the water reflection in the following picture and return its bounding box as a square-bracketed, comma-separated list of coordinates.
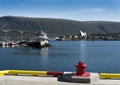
[39, 47, 49, 57]
[80, 41, 87, 63]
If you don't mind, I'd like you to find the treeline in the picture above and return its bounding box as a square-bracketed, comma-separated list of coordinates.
[0, 16, 120, 40]
[90, 33, 120, 40]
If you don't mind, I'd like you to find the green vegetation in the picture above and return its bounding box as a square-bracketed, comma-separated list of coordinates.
[0, 16, 120, 40]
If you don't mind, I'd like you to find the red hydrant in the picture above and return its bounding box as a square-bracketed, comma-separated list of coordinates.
[75, 61, 90, 77]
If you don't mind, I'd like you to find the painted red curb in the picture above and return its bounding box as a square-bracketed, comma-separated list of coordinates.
[47, 71, 63, 77]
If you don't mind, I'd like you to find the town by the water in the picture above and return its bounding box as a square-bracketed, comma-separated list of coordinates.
[1, 28, 120, 48]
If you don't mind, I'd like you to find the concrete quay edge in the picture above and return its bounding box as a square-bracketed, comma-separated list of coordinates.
[0, 74, 120, 85]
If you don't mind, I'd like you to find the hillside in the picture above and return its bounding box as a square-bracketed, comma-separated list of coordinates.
[0, 16, 120, 36]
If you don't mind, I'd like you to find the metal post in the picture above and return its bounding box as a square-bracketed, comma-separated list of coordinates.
[75, 61, 90, 77]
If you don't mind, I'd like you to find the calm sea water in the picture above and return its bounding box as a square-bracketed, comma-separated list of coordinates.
[0, 41, 120, 73]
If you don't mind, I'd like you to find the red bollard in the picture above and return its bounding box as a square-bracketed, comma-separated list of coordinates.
[75, 61, 90, 77]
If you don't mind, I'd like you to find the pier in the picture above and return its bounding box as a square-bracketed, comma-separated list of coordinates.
[0, 71, 120, 85]
[0, 68, 120, 85]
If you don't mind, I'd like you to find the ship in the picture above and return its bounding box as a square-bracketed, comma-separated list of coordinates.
[27, 31, 50, 48]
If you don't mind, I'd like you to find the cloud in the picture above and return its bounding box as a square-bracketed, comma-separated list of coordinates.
[57, 8, 105, 17]
[93, 8, 105, 12]
[75, 8, 105, 13]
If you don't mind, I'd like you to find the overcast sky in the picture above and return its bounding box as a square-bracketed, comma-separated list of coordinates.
[0, 0, 120, 21]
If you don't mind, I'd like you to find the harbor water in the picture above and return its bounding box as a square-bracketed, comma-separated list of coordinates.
[0, 41, 120, 73]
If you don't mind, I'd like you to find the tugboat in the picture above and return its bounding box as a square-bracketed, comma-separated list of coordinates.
[27, 31, 50, 48]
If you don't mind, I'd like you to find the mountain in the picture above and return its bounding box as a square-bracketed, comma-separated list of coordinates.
[0, 16, 120, 36]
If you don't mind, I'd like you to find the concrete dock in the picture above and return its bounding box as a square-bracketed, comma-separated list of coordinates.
[0, 75, 120, 85]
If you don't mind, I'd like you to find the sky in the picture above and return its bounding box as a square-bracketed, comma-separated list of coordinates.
[0, 0, 120, 21]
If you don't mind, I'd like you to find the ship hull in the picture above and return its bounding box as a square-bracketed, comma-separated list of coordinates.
[27, 41, 50, 48]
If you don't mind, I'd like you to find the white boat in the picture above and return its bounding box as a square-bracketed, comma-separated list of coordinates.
[27, 31, 50, 48]
[0, 41, 5, 47]
[0, 40, 15, 47]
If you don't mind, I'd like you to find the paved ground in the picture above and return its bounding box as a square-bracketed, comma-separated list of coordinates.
[0, 75, 120, 85]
